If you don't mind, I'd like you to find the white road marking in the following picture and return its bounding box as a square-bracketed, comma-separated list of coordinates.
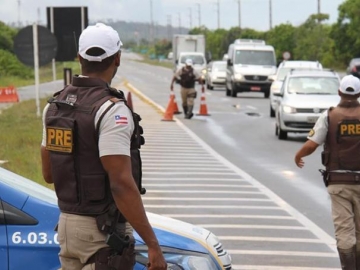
[246, 105, 257, 110]
[143, 167, 233, 171]
[144, 172, 238, 175]
[142, 197, 270, 202]
[219, 236, 333, 244]
[143, 184, 257, 188]
[232, 266, 339, 270]
[143, 178, 247, 182]
[163, 214, 294, 220]
[145, 205, 280, 210]
[146, 190, 261, 194]
[228, 250, 337, 257]
[198, 225, 306, 230]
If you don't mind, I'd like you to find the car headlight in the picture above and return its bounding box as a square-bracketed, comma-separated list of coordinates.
[136, 248, 221, 270]
[167, 255, 218, 269]
[234, 74, 243, 81]
[282, 105, 296, 114]
[202, 69, 207, 75]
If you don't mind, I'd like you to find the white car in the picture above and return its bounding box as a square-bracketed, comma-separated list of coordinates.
[275, 69, 340, 140]
[206, 61, 227, 90]
[269, 60, 323, 117]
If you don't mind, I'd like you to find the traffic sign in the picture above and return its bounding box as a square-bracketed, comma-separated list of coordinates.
[14, 25, 57, 67]
[282, 51, 291, 60]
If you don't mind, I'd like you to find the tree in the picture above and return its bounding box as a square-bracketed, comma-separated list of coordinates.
[265, 23, 296, 62]
[331, 0, 360, 66]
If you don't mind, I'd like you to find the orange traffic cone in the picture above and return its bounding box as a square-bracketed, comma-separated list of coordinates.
[197, 87, 210, 116]
[162, 91, 175, 122]
[126, 91, 134, 111]
[172, 91, 181, 114]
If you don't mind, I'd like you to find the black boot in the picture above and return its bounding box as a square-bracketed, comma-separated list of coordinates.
[338, 246, 356, 270]
[182, 105, 188, 117]
[185, 106, 194, 119]
[356, 245, 360, 270]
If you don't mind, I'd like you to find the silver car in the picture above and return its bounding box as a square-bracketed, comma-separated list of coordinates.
[274, 69, 340, 140]
[269, 60, 323, 117]
[206, 61, 227, 90]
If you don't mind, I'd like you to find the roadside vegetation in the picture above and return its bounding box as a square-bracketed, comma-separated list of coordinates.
[0, 98, 50, 187]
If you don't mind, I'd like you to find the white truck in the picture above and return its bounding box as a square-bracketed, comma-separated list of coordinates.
[172, 34, 207, 80]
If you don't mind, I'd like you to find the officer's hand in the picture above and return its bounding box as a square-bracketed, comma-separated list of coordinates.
[147, 246, 167, 270]
[170, 85, 174, 91]
[295, 156, 304, 168]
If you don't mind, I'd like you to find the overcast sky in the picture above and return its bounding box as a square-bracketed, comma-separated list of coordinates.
[0, 0, 345, 31]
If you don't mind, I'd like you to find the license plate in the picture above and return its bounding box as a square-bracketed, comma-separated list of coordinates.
[251, 86, 261, 91]
[307, 116, 319, 123]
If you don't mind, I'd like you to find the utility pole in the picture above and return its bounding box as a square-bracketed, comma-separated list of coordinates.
[149, 0, 154, 43]
[178, 12, 181, 34]
[269, 0, 273, 30]
[318, 0, 321, 15]
[236, 0, 241, 29]
[196, 3, 201, 27]
[214, 0, 220, 29]
[167, 15, 172, 40]
[188, 7, 192, 29]
[17, 0, 21, 27]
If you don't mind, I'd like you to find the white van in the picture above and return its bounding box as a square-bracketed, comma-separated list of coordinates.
[225, 39, 277, 98]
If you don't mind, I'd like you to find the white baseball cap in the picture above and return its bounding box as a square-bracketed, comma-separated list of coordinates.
[339, 75, 360, 95]
[78, 23, 123, 62]
[185, 59, 193, 66]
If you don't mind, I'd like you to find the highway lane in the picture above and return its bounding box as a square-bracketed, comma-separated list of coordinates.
[117, 52, 341, 269]
[1, 53, 341, 268]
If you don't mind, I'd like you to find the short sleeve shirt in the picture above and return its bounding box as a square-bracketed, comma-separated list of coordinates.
[307, 110, 328, 145]
[41, 100, 134, 157]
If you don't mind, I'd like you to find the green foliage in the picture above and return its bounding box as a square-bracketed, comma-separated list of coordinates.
[331, 0, 360, 65]
[266, 24, 296, 62]
[0, 49, 32, 79]
[0, 21, 17, 52]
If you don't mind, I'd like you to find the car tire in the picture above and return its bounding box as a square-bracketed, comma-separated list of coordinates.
[278, 127, 287, 140]
[270, 106, 275, 117]
[275, 125, 279, 136]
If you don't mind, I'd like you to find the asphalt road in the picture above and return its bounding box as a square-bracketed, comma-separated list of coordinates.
[0, 53, 342, 269]
[117, 53, 341, 269]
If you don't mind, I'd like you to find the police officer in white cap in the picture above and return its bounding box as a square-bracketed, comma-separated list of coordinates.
[41, 23, 167, 270]
[295, 74, 360, 269]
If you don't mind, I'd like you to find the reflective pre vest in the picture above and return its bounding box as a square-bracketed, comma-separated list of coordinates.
[45, 76, 144, 216]
[322, 100, 360, 174]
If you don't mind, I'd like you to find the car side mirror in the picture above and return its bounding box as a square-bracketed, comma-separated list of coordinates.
[175, 60, 178, 64]
[227, 59, 233, 66]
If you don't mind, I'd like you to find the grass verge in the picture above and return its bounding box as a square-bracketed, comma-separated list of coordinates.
[0, 61, 81, 88]
[0, 98, 51, 187]
[133, 57, 173, 69]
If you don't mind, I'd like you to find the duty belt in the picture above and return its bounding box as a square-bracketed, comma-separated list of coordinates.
[328, 172, 360, 185]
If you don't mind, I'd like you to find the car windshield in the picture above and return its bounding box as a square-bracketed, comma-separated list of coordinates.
[0, 168, 57, 204]
[287, 77, 339, 95]
[212, 62, 226, 71]
[234, 50, 276, 66]
[277, 67, 320, 81]
[180, 55, 205, 65]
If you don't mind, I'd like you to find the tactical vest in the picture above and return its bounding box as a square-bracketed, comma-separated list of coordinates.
[322, 100, 360, 183]
[45, 76, 144, 216]
[180, 67, 196, 88]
